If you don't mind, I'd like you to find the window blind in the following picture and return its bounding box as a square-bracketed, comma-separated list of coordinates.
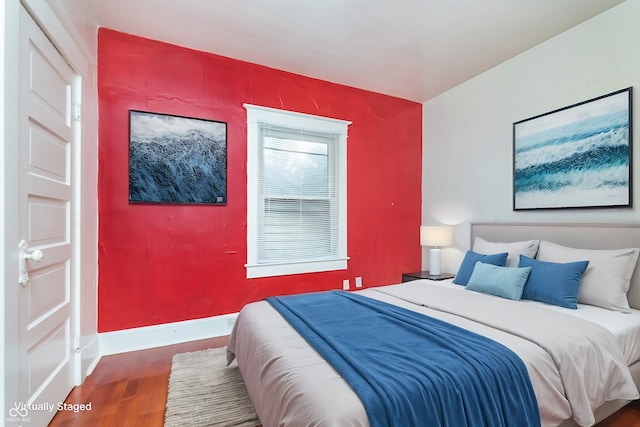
[257, 123, 339, 263]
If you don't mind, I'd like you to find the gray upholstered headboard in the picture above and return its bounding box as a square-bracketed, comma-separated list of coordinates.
[471, 223, 640, 310]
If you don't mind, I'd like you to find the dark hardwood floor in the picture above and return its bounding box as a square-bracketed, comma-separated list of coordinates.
[48, 335, 640, 426]
[48, 336, 228, 427]
[599, 400, 640, 427]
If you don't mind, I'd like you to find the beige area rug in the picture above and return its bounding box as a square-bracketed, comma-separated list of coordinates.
[165, 347, 261, 427]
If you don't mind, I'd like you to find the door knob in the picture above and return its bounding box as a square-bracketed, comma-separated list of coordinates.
[18, 240, 44, 285]
[24, 248, 43, 261]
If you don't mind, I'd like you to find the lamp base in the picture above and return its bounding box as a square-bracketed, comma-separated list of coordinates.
[429, 248, 442, 276]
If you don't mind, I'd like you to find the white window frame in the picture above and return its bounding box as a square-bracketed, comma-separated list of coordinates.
[245, 104, 350, 279]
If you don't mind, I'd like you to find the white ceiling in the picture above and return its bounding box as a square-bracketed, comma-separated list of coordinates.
[86, 0, 625, 103]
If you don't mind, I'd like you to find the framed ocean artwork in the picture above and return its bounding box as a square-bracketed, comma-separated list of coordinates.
[513, 87, 632, 210]
[128, 110, 227, 205]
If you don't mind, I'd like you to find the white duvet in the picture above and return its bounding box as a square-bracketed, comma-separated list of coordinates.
[227, 280, 639, 427]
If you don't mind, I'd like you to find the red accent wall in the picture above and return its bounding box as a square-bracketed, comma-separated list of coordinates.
[97, 29, 423, 332]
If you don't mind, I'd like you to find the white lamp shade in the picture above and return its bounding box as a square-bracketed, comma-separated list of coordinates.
[420, 225, 453, 247]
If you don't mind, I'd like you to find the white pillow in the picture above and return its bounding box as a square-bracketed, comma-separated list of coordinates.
[537, 241, 640, 312]
[473, 237, 540, 268]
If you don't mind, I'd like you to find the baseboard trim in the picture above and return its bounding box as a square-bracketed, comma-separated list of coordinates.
[99, 313, 238, 356]
[81, 334, 100, 379]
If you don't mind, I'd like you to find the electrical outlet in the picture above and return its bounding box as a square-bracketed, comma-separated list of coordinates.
[342, 279, 350, 290]
[355, 276, 363, 288]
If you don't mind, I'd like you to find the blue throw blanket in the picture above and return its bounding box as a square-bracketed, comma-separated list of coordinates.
[267, 291, 540, 427]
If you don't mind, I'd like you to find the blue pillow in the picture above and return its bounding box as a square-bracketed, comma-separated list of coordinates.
[518, 255, 589, 309]
[465, 262, 532, 300]
[453, 250, 508, 285]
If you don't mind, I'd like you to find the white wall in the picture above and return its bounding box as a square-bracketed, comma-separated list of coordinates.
[422, 0, 640, 273]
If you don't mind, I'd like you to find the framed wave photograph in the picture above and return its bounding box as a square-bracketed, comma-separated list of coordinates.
[513, 87, 632, 211]
[129, 110, 227, 205]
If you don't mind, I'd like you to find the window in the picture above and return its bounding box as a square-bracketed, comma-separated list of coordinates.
[245, 104, 350, 278]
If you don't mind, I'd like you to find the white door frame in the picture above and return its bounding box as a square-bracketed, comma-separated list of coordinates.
[2, 0, 24, 421]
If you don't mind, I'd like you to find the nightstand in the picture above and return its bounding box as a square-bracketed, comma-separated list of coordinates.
[402, 271, 455, 283]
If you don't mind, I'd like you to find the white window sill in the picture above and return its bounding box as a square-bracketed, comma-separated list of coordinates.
[246, 257, 348, 279]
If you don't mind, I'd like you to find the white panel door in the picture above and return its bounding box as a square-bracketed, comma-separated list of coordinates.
[16, 7, 76, 426]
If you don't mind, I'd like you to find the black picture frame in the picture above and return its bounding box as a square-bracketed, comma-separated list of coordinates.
[513, 87, 632, 211]
[129, 110, 227, 205]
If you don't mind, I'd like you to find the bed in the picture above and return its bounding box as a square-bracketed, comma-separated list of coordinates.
[227, 223, 640, 426]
